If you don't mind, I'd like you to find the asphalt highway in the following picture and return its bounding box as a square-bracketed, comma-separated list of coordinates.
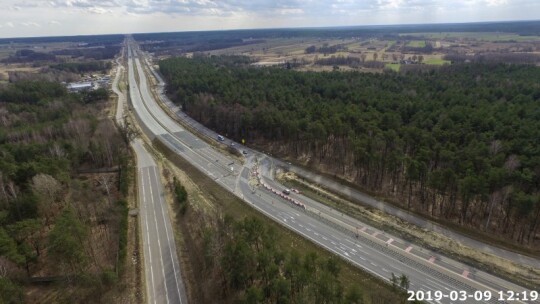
[126, 37, 537, 304]
[122, 44, 188, 304]
[143, 48, 539, 271]
[134, 140, 188, 304]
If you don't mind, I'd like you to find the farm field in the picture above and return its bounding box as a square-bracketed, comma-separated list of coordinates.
[385, 63, 401, 71]
[403, 32, 540, 41]
[199, 36, 455, 73]
[423, 58, 450, 65]
[407, 40, 426, 47]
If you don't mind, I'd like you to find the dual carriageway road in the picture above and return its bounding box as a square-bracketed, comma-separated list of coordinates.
[124, 38, 537, 304]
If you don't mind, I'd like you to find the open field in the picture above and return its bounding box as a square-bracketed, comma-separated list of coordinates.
[151, 29, 540, 74]
[403, 32, 540, 42]
[0, 65, 40, 81]
[0, 42, 78, 59]
[385, 63, 401, 71]
[423, 58, 450, 65]
[407, 40, 426, 47]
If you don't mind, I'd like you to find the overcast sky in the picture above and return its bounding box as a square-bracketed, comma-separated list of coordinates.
[0, 0, 538, 38]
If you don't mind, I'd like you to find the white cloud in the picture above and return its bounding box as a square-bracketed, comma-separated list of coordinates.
[21, 21, 41, 27]
[21, 22, 41, 27]
[87, 6, 112, 14]
[484, 0, 508, 6]
[0, 0, 538, 38]
[277, 8, 304, 15]
[377, 0, 405, 9]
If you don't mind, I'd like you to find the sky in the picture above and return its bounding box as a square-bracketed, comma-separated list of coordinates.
[0, 0, 538, 38]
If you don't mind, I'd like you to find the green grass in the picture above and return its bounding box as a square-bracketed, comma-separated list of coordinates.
[385, 63, 401, 72]
[423, 58, 450, 65]
[153, 138, 406, 303]
[407, 40, 426, 47]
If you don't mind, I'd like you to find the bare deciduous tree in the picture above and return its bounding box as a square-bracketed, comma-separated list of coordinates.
[31, 174, 62, 226]
[6, 181, 19, 200]
[0, 172, 9, 206]
[504, 154, 520, 172]
[97, 175, 113, 205]
[118, 121, 139, 146]
[360, 53, 367, 63]
[49, 143, 67, 158]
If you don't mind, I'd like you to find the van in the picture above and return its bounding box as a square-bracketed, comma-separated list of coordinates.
[217, 135, 224, 141]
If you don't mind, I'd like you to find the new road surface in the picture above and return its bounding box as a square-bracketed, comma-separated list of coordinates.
[134, 140, 187, 304]
[117, 45, 188, 304]
[125, 37, 537, 304]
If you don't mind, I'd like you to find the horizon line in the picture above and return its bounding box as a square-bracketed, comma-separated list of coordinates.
[0, 18, 539, 40]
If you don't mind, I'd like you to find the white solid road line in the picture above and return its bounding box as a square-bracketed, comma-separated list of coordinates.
[128, 38, 533, 304]
[141, 168, 157, 304]
[152, 167, 184, 303]
[147, 168, 170, 304]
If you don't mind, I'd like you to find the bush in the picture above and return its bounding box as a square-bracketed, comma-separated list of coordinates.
[101, 270, 118, 285]
[173, 177, 188, 215]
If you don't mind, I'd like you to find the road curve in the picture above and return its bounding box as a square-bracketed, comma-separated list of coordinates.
[144, 44, 539, 270]
[279, 161, 540, 269]
[116, 42, 189, 304]
[127, 37, 537, 304]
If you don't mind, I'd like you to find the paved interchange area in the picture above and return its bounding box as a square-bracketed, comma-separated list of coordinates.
[125, 37, 536, 304]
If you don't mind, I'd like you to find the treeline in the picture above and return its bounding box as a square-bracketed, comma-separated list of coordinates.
[403, 43, 434, 54]
[161, 56, 540, 246]
[0, 81, 130, 302]
[51, 45, 122, 60]
[51, 61, 112, 73]
[1, 49, 56, 63]
[316, 55, 360, 66]
[315, 55, 385, 69]
[444, 53, 540, 65]
[0, 80, 66, 103]
[305, 44, 346, 55]
[134, 20, 540, 43]
[7, 68, 79, 83]
[2, 45, 121, 64]
[0, 34, 123, 45]
[141, 38, 264, 55]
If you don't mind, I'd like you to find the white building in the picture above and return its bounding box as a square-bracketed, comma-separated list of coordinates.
[66, 82, 95, 92]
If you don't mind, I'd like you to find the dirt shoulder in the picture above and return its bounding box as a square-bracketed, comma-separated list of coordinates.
[149, 138, 407, 304]
[277, 171, 540, 290]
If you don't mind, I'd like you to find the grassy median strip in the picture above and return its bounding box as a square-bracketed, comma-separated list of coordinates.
[152, 138, 406, 303]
